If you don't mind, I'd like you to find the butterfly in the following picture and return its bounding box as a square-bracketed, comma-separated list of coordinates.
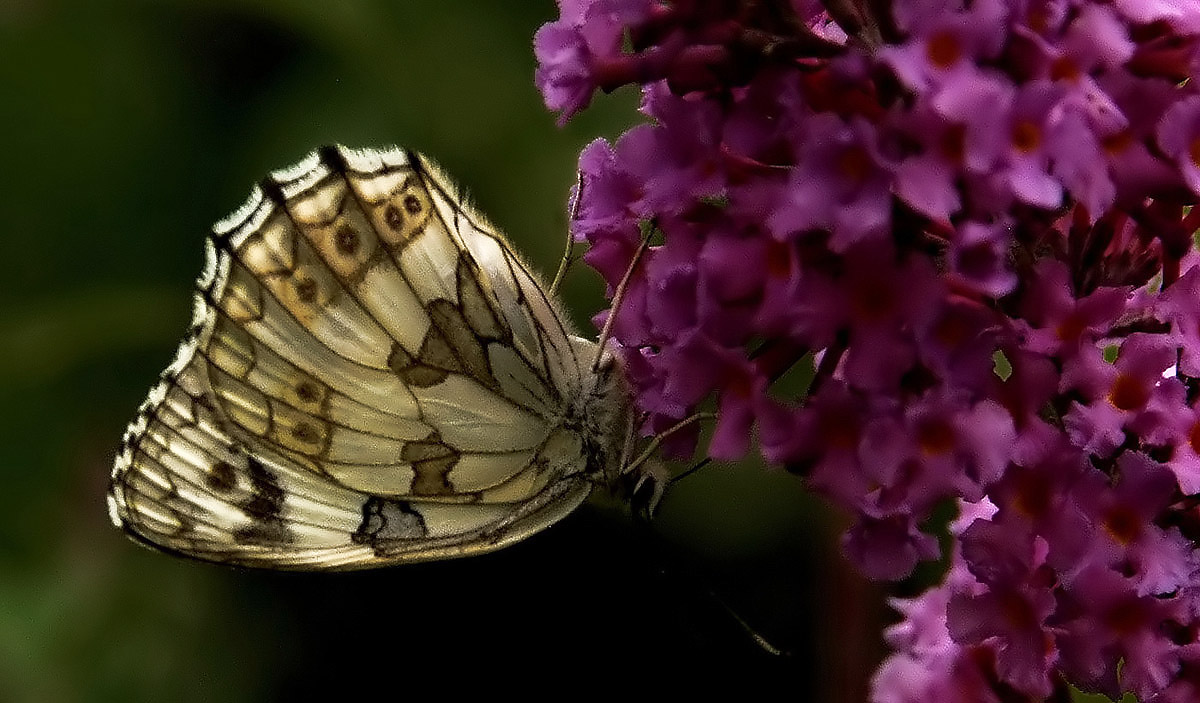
[107, 145, 637, 570]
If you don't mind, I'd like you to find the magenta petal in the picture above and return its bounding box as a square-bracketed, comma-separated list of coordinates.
[843, 514, 940, 581]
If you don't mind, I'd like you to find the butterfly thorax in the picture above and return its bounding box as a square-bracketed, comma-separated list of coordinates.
[562, 336, 630, 490]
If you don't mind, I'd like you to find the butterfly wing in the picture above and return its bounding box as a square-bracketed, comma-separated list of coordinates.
[108, 145, 595, 569]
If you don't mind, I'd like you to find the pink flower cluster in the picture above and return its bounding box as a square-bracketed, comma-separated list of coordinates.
[536, 0, 1200, 699]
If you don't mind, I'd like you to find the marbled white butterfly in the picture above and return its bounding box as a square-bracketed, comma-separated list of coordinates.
[107, 145, 634, 569]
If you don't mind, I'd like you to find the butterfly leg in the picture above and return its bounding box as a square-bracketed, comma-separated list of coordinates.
[624, 411, 717, 518]
[624, 411, 716, 476]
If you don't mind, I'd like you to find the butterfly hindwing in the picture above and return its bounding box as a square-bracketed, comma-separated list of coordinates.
[108, 145, 597, 569]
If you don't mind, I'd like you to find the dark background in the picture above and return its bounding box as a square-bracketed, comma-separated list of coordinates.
[0, 1, 888, 700]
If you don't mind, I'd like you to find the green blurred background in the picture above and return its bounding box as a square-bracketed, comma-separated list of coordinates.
[0, 1, 888, 699]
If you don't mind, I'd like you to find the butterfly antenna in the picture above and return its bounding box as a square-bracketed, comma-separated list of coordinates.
[706, 588, 792, 657]
[631, 508, 792, 658]
[550, 170, 584, 297]
[591, 226, 655, 372]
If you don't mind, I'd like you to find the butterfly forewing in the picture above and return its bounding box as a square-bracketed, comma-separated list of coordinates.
[108, 145, 597, 569]
[410, 153, 584, 405]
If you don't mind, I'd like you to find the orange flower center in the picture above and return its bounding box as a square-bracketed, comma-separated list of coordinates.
[917, 418, 957, 456]
[1101, 130, 1133, 155]
[1189, 420, 1200, 455]
[851, 279, 894, 322]
[998, 590, 1037, 630]
[1014, 470, 1051, 519]
[1055, 312, 1086, 343]
[1104, 600, 1146, 635]
[1049, 56, 1080, 83]
[1027, 8, 1049, 33]
[1012, 120, 1042, 153]
[1103, 505, 1142, 545]
[934, 313, 970, 349]
[766, 240, 792, 278]
[837, 146, 872, 185]
[938, 124, 966, 163]
[926, 31, 962, 68]
[1108, 373, 1149, 411]
[822, 410, 861, 450]
[1189, 136, 1200, 168]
